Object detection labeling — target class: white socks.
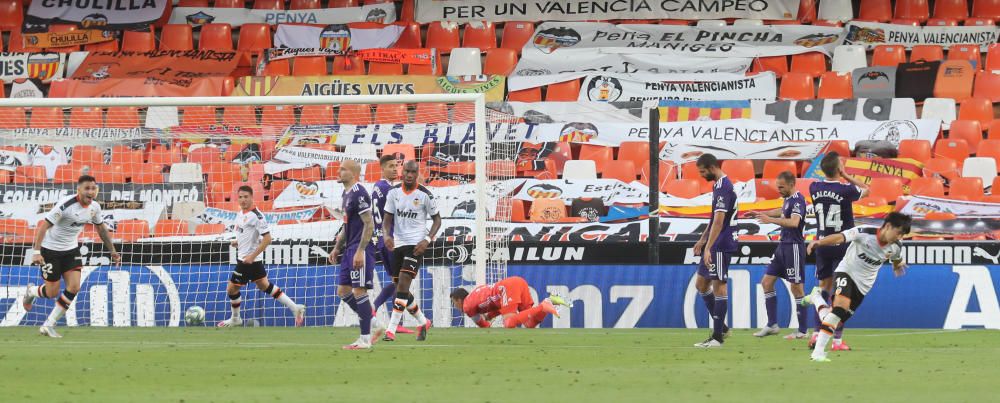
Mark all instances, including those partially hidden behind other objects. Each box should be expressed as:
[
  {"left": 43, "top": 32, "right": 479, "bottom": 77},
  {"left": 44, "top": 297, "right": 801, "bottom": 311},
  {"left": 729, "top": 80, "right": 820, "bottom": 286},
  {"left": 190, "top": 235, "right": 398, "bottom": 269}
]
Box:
[
  {"left": 275, "top": 293, "right": 297, "bottom": 311},
  {"left": 43, "top": 305, "right": 66, "bottom": 327}
]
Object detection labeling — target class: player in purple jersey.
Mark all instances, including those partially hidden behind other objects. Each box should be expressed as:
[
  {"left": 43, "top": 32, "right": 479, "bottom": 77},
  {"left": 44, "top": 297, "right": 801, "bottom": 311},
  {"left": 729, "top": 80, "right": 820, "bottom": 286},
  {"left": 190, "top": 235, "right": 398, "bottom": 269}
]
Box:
[
  {"left": 808, "top": 152, "right": 868, "bottom": 351},
  {"left": 328, "top": 160, "right": 378, "bottom": 350},
  {"left": 749, "top": 171, "right": 809, "bottom": 340},
  {"left": 693, "top": 154, "right": 738, "bottom": 348}
]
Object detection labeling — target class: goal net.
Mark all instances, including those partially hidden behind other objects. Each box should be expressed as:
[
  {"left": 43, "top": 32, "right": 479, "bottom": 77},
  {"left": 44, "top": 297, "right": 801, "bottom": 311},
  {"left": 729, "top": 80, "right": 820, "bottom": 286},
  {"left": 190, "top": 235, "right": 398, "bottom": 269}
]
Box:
[{"left": 0, "top": 94, "right": 516, "bottom": 329}]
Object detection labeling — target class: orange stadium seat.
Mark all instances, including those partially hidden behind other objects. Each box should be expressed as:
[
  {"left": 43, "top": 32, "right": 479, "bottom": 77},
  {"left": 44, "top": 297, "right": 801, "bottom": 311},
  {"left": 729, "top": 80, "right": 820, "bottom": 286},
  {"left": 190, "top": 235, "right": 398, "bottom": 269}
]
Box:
[
  {"left": 934, "top": 138, "right": 971, "bottom": 165},
  {"left": 664, "top": 179, "right": 702, "bottom": 198},
  {"left": 8, "top": 30, "right": 41, "bottom": 53},
  {"left": 147, "top": 147, "right": 182, "bottom": 171},
  {"left": 290, "top": 0, "right": 321, "bottom": 8},
  {"left": 869, "top": 177, "right": 906, "bottom": 200},
  {"left": 178, "top": 0, "right": 209, "bottom": 6},
  {"left": 507, "top": 88, "right": 542, "bottom": 102},
  {"left": 330, "top": 0, "right": 360, "bottom": 6},
  {"left": 253, "top": 0, "right": 283, "bottom": 9},
  {"left": 104, "top": 106, "right": 139, "bottom": 128},
  {"left": 374, "top": 103, "right": 409, "bottom": 124},
  {"left": 292, "top": 56, "right": 328, "bottom": 76},
  {"left": 238, "top": 23, "right": 272, "bottom": 53},
  {"left": 0, "top": 218, "right": 31, "bottom": 242},
  {"left": 121, "top": 28, "right": 155, "bottom": 52},
  {"left": 195, "top": 223, "right": 226, "bottom": 235},
  {"left": 263, "top": 58, "right": 290, "bottom": 76},
  {"left": 284, "top": 166, "right": 322, "bottom": 182},
  {"left": 988, "top": 121, "right": 1000, "bottom": 140},
  {"left": 72, "top": 145, "right": 105, "bottom": 166},
  {"left": 753, "top": 56, "right": 788, "bottom": 77},
  {"left": 973, "top": 0, "right": 1000, "bottom": 19},
  {"left": 722, "top": 159, "right": 755, "bottom": 182},
  {"left": 958, "top": 97, "right": 995, "bottom": 126},
  {"left": 790, "top": 52, "right": 827, "bottom": 76},
  {"left": 463, "top": 21, "right": 496, "bottom": 50},
  {"left": 214, "top": 0, "right": 243, "bottom": 7},
  {"left": 872, "top": 45, "right": 907, "bottom": 67},
  {"left": 618, "top": 142, "right": 650, "bottom": 170},
  {"left": 483, "top": 48, "right": 518, "bottom": 76},
  {"left": 935, "top": 0, "right": 970, "bottom": 19},
  {"left": 199, "top": 23, "right": 234, "bottom": 50},
  {"left": 368, "top": 61, "right": 403, "bottom": 75},
  {"left": 160, "top": 24, "right": 194, "bottom": 51},
  {"left": 763, "top": 160, "right": 797, "bottom": 179},
  {"left": 754, "top": 178, "right": 781, "bottom": 199},
  {"left": 261, "top": 105, "right": 295, "bottom": 127},
  {"left": 859, "top": 0, "right": 893, "bottom": 21},
  {"left": 84, "top": 39, "right": 118, "bottom": 52},
  {"left": 602, "top": 160, "right": 637, "bottom": 182},
  {"left": 111, "top": 146, "right": 144, "bottom": 167},
  {"left": 93, "top": 164, "right": 126, "bottom": 183},
  {"left": 407, "top": 59, "right": 443, "bottom": 75},
  {"left": 332, "top": 56, "right": 364, "bottom": 75},
  {"left": 949, "top": 44, "right": 983, "bottom": 68},
  {"left": 181, "top": 105, "right": 217, "bottom": 126},
  {"left": 300, "top": 104, "right": 335, "bottom": 125},
  {"left": 949, "top": 177, "right": 985, "bottom": 200},
  {"left": 29, "top": 107, "right": 64, "bottom": 128},
  {"left": 923, "top": 157, "right": 961, "bottom": 180},
  {"left": 529, "top": 198, "right": 570, "bottom": 223},
  {"left": 545, "top": 79, "right": 581, "bottom": 102},
  {"left": 817, "top": 71, "right": 853, "bottom": 99},
  {"left": 14, "top": 166, "right": 45, "bottom": 183},
  {"left": 0, "top": 107, "right": 25, "bottom": 128},
  {"left": 54, "top": 165, "right": 79, "bottom": 183},
  {"left": 154, "top": 219, "right": 189, "bottom": 237},
  {"left": 964, "top": 17, "right": 996, "bottom": 24},
  {"left": 927, "top": 17, "right": 960, "bottom": 25},
  {"left": 579, "top": 144, "right": 613, "bottom": 163},
  {"left": 899, "top": 139, "right": 933, "bottom": 160},
  {"left": 858, "top": 196, "right": 888, "bottom": 208},
  {"left": 973, "top": 71, "right": 1000, "bottom": 102},
  {"left": 896, "top": 0, "right": 931, "bottom": 21},
  {"left": 779, "top": 72, "right": 815, "bottom": 100},
  {"left": 911, "top": 45, "right": 945, "bottom": 62},
  {"left": 222, "top": 105, "right": 257, "bottom": 127},
  {"left": 382, "top": 144, "right": 416, "bottom": 162},
  {"left": 826, "top": 140, "right": 852, "bottom": 157},
  {"left": 977, "top": 139, "right": 1000, "bottom": 161},
  {"left": 393, "top": 22, "right": 422, "bottom": 49},
  {"left": 411, "top": 102, "right": 448, "bottom": 124},
  {"left": 949, "top": 120, "right": 984, "bottom": 150},
  {"left": 909, "top": 176, "right": 946, "bottom": 196},
  {"left": 0, "top": 0, "right": 23, "bottom": 31},
  {"left": 188, "top": 147, "right": 221, "bottom": 165},
  {"left": 501, "top": 22, "right": 535, "bottom": 53},
  {"left": 338, "top": 104, "right": 373, "bottom": 125},
  {"left": 426, "top": 21, "right": 460, "bottom": 54},
  {"left": 986, "top": 44, "right": 1000, "bottom": 71},
  {"left": 69, "top": 107, "right": 103, "bottom": 128}
]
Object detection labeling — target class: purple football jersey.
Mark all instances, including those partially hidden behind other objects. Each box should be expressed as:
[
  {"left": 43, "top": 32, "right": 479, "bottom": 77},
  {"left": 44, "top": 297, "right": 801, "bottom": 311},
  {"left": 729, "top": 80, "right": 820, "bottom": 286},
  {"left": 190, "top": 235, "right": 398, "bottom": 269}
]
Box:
[
  {"left": 708, "top": 176, "right": 739, "bottom": 253},
  {"left": 371, "top": 179, "right": 394, "bottom": 239},
  {"left": 342, "top": 183, "right": 373, "bottom": 249},
  {"left": 779, "top": 191, "right": 806, "bottom": 244},
  {"left": 809, "top": 180, "right": 862, "bottom": 237}
]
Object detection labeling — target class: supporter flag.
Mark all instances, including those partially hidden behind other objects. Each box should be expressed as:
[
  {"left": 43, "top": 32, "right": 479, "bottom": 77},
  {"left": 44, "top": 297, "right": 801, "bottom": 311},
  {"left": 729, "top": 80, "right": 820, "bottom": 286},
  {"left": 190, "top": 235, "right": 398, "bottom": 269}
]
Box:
[
  {"left": 657, "top": 100, "right": 751, "bottom": 122},
  {"left": 805, "top": 154, "right": 924, "bottom": 193},
  {"left": 238, "top": 76, "right": 279, "bottom": 97},
  {"left": 27, "top": 53, "right": 61, "bottom": 81}
]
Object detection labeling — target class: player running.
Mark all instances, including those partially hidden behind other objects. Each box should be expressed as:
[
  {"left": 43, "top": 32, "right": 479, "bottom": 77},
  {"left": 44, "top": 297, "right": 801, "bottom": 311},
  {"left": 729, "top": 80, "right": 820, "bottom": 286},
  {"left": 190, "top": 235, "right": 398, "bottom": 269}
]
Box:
[
  {"left": 749, "top": 171, "right": 809, "bottom": 340},
  {"left": 450, "top": 276, "right": 571, "bottom": 328},
  {"left": 808, "top": 152, "right": 869, "bottom": 351},
  {"left": 369, "top": 155, "right": 411, "bottom": 335},
  {"left": 692, "top": 154, "right": 738, "bottom": 348},
  {"left": 22, "top": 175, "right": 120, "bottom": 338},
  {"left": 218, "top": 186, "right": 305, "bottom": 328},
  {"left": 804, "top": 212, "right": 911, "bottom": 362},
  {"left": 379, "top": 160, "right": 441, "bottom": 342},
  {"left": 329, "top": 160, "right": 378, "bottom": 350}
]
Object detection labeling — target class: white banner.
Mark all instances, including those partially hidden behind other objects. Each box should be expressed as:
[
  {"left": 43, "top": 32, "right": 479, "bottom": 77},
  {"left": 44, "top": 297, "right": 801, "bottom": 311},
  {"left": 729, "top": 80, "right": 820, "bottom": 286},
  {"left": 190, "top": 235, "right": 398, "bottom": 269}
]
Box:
[
  {"left": 578, "top": 72, "right": 777, "bottom": 102},
  {"left": 524, "top": 22, "right": 843, "bottom": 58},
  {"left": 169, "top": 3, "right": 395, "bottom": 27},
  {"left": 900, "top": 196, "right": 1000, "bottom": 218},
  {"left": 844, "top": 21, "right": 1000, "bottom": 51},
  {"left": 751, "top": 98, "right": 917, "bottom": 123},
  {"left": 0, "top": 201, "right": 164, "bottom": 232},
  {"left": 273, "top": 24, "right": 404, "bottom": 51},
  {"left": 658, "top": 141, "right": 826, "bottom": 164},
  {"left": 509, "top": 49, "right": 751, "bottom": 91},
  {"left": 514, "top": 179, "right": 648, "bottom": 205},
  {"left": 273, "top": 180, "right": 342, "bottom": 209},
  {"left": 656, "top": 180, "right": 758, "bottom": 207},
  {"left": 0, "top": 149, "right": 28, "bottom": 172},
  {"left": 265, "top": 146, "right": 375, "bottom": 175},
  {"left": 26, "top": 0, "right": 166, "bottom": 29},
  {"left": 194, "top": 206, "right": 319, "bottom": 228},
  {"left": 0, "top": 53, "right": 66, "bottom": 83},
  {"left": 415, "top": 0, "right": 801, "bottom": 23},
  {"left": 496, "top": 101, "right": 646, "bottom": 123}
]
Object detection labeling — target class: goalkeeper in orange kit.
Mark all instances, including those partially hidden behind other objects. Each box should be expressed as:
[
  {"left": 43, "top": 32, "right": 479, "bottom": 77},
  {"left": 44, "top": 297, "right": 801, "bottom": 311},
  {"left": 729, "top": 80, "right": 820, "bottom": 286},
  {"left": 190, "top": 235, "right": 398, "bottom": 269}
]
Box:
[{"left": 449, "top": 276, "right": 570, "bottom": 328}]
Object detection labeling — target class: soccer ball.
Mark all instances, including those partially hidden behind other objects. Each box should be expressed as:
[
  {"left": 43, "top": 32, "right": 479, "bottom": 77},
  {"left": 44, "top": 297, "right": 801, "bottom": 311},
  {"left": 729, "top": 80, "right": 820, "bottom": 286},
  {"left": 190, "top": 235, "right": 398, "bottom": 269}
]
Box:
[{"left": 185, "top": 306, "right": 206, "bottom": 326}]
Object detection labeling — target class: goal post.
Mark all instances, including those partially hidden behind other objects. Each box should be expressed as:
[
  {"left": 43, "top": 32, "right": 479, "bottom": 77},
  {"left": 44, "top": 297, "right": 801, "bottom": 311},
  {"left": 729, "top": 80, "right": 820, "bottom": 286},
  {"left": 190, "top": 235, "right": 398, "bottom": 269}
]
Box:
[{"left": 0, "top": 94, "right": 514, "bottom": 328}]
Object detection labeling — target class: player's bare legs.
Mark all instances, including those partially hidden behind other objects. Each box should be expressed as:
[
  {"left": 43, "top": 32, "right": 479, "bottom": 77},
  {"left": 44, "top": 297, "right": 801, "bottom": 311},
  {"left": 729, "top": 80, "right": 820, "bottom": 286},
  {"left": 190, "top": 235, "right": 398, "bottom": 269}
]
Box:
[
  {"left": 810, "top": 278, "right": 847, "bottom": 349},
  {"left": 219, "top": 282, "right": 245, "bottom": 327},
  {"left": 386, "top": 271, "right": 430, "bottom": 341},
  {"left": 23, "top": 279, "right": 61, "bottom": 312},
  {"left": 37, "top": 270, "right": 81, "bottom": 338},
  {"left": 808, "top": 292, "right": 853, "bottom": 362},
  {"left": 254, "top": 277, "right": 304, "bottom": 327}
]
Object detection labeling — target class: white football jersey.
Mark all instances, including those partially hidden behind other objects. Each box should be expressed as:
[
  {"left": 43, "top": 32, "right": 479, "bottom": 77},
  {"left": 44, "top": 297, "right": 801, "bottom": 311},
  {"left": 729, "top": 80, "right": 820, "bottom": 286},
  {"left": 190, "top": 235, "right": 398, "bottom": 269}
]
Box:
[
  {"left": 42, "top": 195, "right": 103, "bottom": 251},
  {"left": 835, "top": 226, "right": 903, "bottom": 295},
  {"left": 384, "top": 184, "right": 439, "bottom": 247},
  {"left": 235, "top": 208, "right": 270, "bottom": 262}
]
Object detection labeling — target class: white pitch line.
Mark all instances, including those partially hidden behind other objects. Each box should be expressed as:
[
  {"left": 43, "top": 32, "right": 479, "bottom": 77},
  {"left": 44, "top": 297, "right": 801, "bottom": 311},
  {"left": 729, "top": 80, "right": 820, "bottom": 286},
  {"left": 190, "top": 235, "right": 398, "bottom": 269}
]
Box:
[
  {"left": 0, "top": 339, "right": 697, "bottom": 350},
  {"left": 855, "top": 329, "right": 970, "bottom": 337}
]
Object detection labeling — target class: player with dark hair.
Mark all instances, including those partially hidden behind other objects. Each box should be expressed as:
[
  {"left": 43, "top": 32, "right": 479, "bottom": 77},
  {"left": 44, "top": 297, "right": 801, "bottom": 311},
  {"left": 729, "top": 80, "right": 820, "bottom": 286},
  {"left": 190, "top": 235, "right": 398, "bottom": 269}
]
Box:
[
  {"left": 23, "top": 175, "right": 120, "bottom": 338},
  {"left": 807, "top": 152, "right": 869, "bottom": 351},
  {"left": 369, "top": 154, "right": 413, "bottom": 334},
  {"left": 380, "top": 160, "right": 441, "bottom": 342},
  {"left": 218, "top": 185, "right": 305, "bottom": 328},
  {"left": 692, "top": 154, "right": 737, "bottom": 348},
  {"left": 804, "top": 212, "right": 911, "bottom": 362},
  {"left": 450, "top": 277, "right": 570, "bottom": 328},
  {"left": 329, "top": 160, "right": 378, "bottom": 350},
  {"left": 749, "top": 171, "right": 809, "bottom": 339}
]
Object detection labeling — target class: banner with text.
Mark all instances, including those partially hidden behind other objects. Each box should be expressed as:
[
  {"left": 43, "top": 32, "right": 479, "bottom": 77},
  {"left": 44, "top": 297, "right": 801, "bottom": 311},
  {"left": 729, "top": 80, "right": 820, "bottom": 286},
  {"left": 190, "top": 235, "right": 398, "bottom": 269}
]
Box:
[
  {"left": 844, "top": 21, "right": 1000, "bottom": 50},
  {"left": 805, "top": 156, "right": 924, "bottom": 193},
  {"left": 265, "top": 146, "right": 376, "bottom": 175},
  {"left": 513, "top": 179, "right": 647, "bottom": 206},
  {"left": 71, "top": 51, "right": 239, "bottom": 81},
  {"left": 169, "top": 3, "right": 395, "bottom": 27},
  {"left": 25, "top": 0, "right": 167, "bottom": 30},
  {"left": 659, "top": 140, "right": 826, "bottom": 164},
  {"left": 23, "top": 29, "right": 115, "bottom": 48},
  {"left": 194, "top": 207, "right": 319, "bottom": 229},
  {"left": 899, "top": 196, "right": 1000, "bottom": 218},
  {"left": 54, "top": 76, "right": 229, "bottom": 98},
  {"left": 578, "top": 72, "right": 777, "bottom": 102},
  {"left": 416, "top": 0, "right": 801, "bottom": 23},
  {"left": 0, "top": 53, "right": 66, "bottom": 82},
  {"left": 751, "top": 98, "right": 918, "bottom": 123},
  {"left": 273, "top": 24, "right": 404, "bottom": 51},
  {"left": 231, "top": 75, "right": 506, "bottom": 102}
]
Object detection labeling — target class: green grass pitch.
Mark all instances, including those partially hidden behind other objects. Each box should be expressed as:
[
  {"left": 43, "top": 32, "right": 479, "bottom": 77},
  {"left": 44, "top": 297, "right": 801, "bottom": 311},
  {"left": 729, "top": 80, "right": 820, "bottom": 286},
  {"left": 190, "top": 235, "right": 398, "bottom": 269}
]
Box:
[{"left": 1, "top": 327, "right": 995, "bottom": 402}]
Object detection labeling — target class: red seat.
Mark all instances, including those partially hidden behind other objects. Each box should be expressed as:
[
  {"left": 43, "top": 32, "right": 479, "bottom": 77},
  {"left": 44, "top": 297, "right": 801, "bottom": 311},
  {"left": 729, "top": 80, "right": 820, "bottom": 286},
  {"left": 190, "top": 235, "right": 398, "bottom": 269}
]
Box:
[
  {"left": 115, "top": 220, "right": 150, "bottom": 242},
  {"left": 872, "top": 45, "right": 907, "bottom": 67},
  {"left": 392, "top": 22, "right": 422, "bottom": 48},
  {"left": 722, "top": 159, "right": 755, "bottom": 182},
  {"left": 964, "top": 17, "right": 996, "bottom": 24},
  {"left": 790, "top": 52, "right": 827, "bottom": 76},
  {"left": 263, "top": 58, "right": 290, "bottom": 76},
  {"left": 900, "top": 139, "right": 933, "bottom": 160},
  {"left": 973, "top": 71, "right": 1000, "bottom": 102},
  {"left": 338, "top": 104, "right": 373, "bottom": 125},
  {"left": 214, "top": 0, "right": 243, "bottom": 7},
  {"left": 911, "top": 45, "right": 945, "bottom": 62},
  {"left": 924, "top": 157, "right": 961, "bottom": 180},
  {"left": 289, "top": 0, "right": 321, "bottom": 8},
  {"left": 507, "top": 88, "right": 542, "bottom": 102},
  {"left": 426, "top": 22, "right": 460, "bottom": 54},
  {"left": 93, "top": 164, "right": 126, "bottom": 183},
  {"left": 826, "top": 140, "right": 852, "bottom": 157},
  {"left": 188, "top": 147, "right": 222, "bottom": 164},
  {"left": 949, "top": 120, "right": 984, "bottom": 150},
  {"left": 121, "top": 28, "right": 156, "bottom": 52},
  {"left": 949, "top": 177, "right": 985, "bottom": 199},
  {"left": 973, "top": 0, "right": 1000, "bottom": 19},
  {"left": 69, "top": 107, "right": 103, "bottom": 128},
  {"left": 977, "top": 139, "right": 1000, "bottom": 161},
  {"left": 253, "top": 0, "right": 283, "bottom": 9},
  {"left": 0, "top": 107, "right": 24, "bottom": 128},
  {"left": 752, "top": 56, "right": 788, "bottom": 77},
  {"left": 602, "top": 160, "right": 637, "bottom": 182},
  {"left": 332, "top": 56, "right": 364, "bottom": 75},
  {"left": 0, "top": 0, "right": 23, "bottom": 31},
  {"left": 483, "top": 48, "right": 518, "bottom": 76},
  {"left": 368, "top": 61, "right": 403, "bottom": 75},
  {"left": 987, "top": 43, "right": 1000, "bottom": 71},
  {"left": 578, "top": 144, "right": 614, "bottom": 163},
  {"left": 895, "top": 0, "right": 930, "bottom": 22},
  {"left": 300, "top": 105, "right": 335, "bottom": 125},
  {"left": 154, "top": 219, "right": 189, "bottom": 237},
  {"left": 958, "top": 97, "right": 995, "bottom": 126},
  {"left": 462, "top": 21, "right": 496, "bottom": 50},
  {"left": 949, "top": 44, "right": 983, "bottom": 68},
  {"left": 0, "top": 218, "right": 32, "bottom": 242},
  {"left": 755, "top": 178, "right": 781, "bottom": 199},
  {"left": 413, "top": 103, "right": 448, "bottom": 123},
  {"left": 148, "top": 146, "right": 182, "bottom": 170},
  {"left": 934, "top": 0, "right": 969, "bottom": 20},
  {"left": 178, "top": 0, "right": 209, "bottom": 5},
  {"left": 15, "top": 166, "right": 47, "bottom": 183},
  {"left": 382, "top": 144, "right": 416, "bottom": 162},
  {"left": 199, "top": 23, "right": 234, "bottom": 51},
  {"left": 160, "top": 24, "right": 194, "bottom": 51},
  {"left": 501, "top": 21, "right": 535, "bottom": 52},
  {"left": 869, "top": 177, "right": 905, "bottom": 201},
  {"left": 817, "top": 71, "right": 853, "bottom": 99},
  {"left": 927, "top": 17, "right": 960, "bottom": 25},
  {"left": 779, "top": 72, "right": 815, "bottom": 100},
  {"left": 284, "top": 166, "right": 322, "bottom": 182},
  {"left": 237, "top": 23, "right": 271, "bottom": 53},
  {"left": 545, "top": 79, "right": 581, "bottom": 102},
  {"left": 618, "top": 142, "right": 650, "bottom": 170},
  {"left": 859, "top": 0, "right": 893, "bottom": 21},
  {"left": 293, "top": 56, "right": 328, "bottom": 76},
  {"left": 664, "top": 179, "right": 702, "bottom": 198},
  {"left": 374, "top": 103, "right": 409, "bottom": 124},
  {"left": 934, "top": 138, "right": 972, "bottom": 164},
  {"left": 262, "top": 105, "right": 295, "bottom": 127},
  {"left": 73, "top": 145, "right": 105, "bottom": 166},
  {"left": 222, "top": 105, "right": 257, "bottom": 127},
  {"left": 909, "top": 176, "right": 946, "bottom": 196},
  {"left": 330, "top": 0, "right": 360, "bottom": 6},
  {"left": 111, "top": 146, "right": 144, "bottom": 166},
  {"left": 84, "top": 39, "right": 119, "bottom": 52},
  {"left": 763, "top": 160, "right": 798, "bottom": 179},
  {"left": 180, "top": 106, "right": 217, "bottom": 126},
  {"left": 29, "top": 107, "right": 64, "bottom": 128}
]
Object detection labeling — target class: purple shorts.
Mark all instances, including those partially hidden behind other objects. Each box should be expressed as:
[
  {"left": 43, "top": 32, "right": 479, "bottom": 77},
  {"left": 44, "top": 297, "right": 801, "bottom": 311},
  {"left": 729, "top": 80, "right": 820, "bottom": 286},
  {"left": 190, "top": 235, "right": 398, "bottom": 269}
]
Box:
[
  {"left": 338, "top": 246, "right": 375, "bottom": 289},
  {"left": 697, "top": 250, "right": 732, "bottom": 282},
  {"left": 815, "top": 243, "right": 848, "bottom": 281},
  {"left": 765, "top": 242, "right": 806, "bottom": 284}
]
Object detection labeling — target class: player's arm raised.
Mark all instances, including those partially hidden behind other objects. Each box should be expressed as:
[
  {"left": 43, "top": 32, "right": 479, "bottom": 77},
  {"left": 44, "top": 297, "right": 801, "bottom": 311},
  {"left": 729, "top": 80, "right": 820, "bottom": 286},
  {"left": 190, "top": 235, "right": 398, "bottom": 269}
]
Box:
[
  {"left": 95, "top": 223, "right": 121, "bottom": 264},
  {"left": 839, "top": 164, "right": 870, "bottom": 198},
  {"left": 354, "top": 210, "right": 374, "bottom": 269}
]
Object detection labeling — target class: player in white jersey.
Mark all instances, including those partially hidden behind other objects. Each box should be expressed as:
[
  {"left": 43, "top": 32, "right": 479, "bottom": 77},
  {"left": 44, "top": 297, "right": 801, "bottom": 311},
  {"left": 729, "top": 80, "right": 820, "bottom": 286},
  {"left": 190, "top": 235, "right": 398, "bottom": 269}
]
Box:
[
  {"left": 22, "top": 175, "right": 120, "bottom": 338},
  {"left": 379, "top": 160, "right": 442, "bottom": 342},
  {"left": 218, "top": 186, "right": 305, "bottom": 328},
  {"left": 803, "top": 212, "right": 911, "bottom": 362}
]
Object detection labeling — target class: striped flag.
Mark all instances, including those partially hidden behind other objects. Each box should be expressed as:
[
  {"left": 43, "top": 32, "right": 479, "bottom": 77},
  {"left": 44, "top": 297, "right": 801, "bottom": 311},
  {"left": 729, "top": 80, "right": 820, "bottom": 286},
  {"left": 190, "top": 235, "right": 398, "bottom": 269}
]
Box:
[{"left": 657, "top": 100, "right": 751, "bottom": 122}]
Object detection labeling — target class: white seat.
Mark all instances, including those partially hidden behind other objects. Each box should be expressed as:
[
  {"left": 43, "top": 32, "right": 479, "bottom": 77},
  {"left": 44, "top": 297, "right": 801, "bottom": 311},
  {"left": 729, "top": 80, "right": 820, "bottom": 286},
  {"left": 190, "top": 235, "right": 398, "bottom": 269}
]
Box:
[
  {"left": 962, "top": 157, "right": 998, "bottom": 187},
  {"left": 446, "top": 47, "right": 482, "bottom": 76},
  {"left": 696, "top": 20, "right": 726, "bottom": 27},
  {"left": 562, "top": 160, "right": 596, "bottom": 180},
  {"left": 922, "top": 98, "right": 958, "bottom": 130},
  {"left": 818, "top": 0, "right": 853, "bottom": 21},
  {"left": 344, "top": 144, "right": 378, "bottom": 160},
  {"left": 168, "top": 162, "right": 203, "bottom": 183},
  {"left": 832, "top": 45, "right": 867, "bottom": 73},
  {"left": 733, "top": 19, "right": 763, "bottom": 26}
]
